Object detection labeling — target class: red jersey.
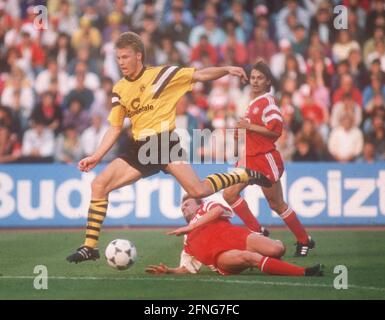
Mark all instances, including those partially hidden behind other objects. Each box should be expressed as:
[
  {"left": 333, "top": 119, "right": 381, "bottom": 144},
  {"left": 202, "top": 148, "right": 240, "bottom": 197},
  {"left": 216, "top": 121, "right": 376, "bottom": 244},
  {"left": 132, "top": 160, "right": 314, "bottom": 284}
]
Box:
[
  {"left": 182, "top": 201, "right": 250, "bottom": 274},
  {"left": 244, "top": 92, "right": 283, "bottom": 155}
]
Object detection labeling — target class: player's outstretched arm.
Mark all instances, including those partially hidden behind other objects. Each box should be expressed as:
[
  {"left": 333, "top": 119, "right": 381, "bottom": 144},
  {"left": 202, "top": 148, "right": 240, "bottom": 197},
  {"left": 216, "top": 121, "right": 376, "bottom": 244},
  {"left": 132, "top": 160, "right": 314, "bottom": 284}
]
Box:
[
  {"left": 78, "top": 125, "right": 122, "bottom": 172},
  {"left": 192, "top": 66, "right": 248, "bottom": 83},
  {"left": 167, "top": 206, "right": 224, "bottom": 236},
  {"left": 145, "top": 263, "right": 191, "bottom": 275}
]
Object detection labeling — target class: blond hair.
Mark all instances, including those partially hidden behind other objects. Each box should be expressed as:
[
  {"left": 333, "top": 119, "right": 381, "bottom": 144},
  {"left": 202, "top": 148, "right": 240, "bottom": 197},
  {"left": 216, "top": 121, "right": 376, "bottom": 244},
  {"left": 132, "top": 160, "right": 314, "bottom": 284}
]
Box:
[{"left": 115, "top": 32, "right": 146, "bottom": 63}]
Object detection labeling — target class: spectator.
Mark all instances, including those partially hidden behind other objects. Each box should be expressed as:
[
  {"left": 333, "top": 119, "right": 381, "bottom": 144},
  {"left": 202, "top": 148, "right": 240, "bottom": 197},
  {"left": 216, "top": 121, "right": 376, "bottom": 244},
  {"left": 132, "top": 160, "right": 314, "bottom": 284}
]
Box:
[
  {"left": 40, "top": 15, "right": 60, "bottom": 51},
  {"left": 363, "top": 94, "right": 385, "bottom": 129},
  {"left": 80, "top": 114, "right": 117, "bottom": 162},
  {"left": 56, "top": 0, "right": 78, "bottom": 36},
  {"left": 362, "top": 74, "right": 385, "bottom": 107},
  {"left": 222, "top": 17, "right": 246, "bottom": 44},
  {"left": 220, "top": 34, "right": 247, "bottom": 66},
  {"left": 348, "top": 48, "right": 367, "bottom": 90},
  {"left": 291, "top": 24, "right": 308, "bottom": 57},
  {"left": 163, "top": 6, "right": 192, "bottom": 45},
  {"left": 90, "top": 77, "right": 114, "bottom": 122},
  {"left": 0, "top": 105, "right": 21, "bottom": 163},
  {"left": 190, "top": 35, "right": 218, "bottom": 66},
  {"left": 48, "top": 32, "right": 75, "bottom": 72},
  {"left": 132, "top": 0, "right": 164, "bottom": 30},
  {"left": 356, "top": 138, "right": 379, "bottom": 163},
  {"left": 365, "top": 0, "right": 385, "bottom": 38},
  {"left": 189, "top": 16, "right": 226, "bottom": 48},
  {"left": 367, "top": 58, "right": 385, "bottom": 85},
  {"left": 247, "top": 24, "right": 277, "bottom": 66},
  {"left": 276, "top": 0, "right": 311, "bottom": 41},
  {"left": 163, "top": 0, "right": 195, "bottom": 28},
  {"left": 67, "top": 46, "right": 99, "bottom": 76},
  {"left": 223, "top": 0, "right": 253, "bottom": 40},
  {"left": 155, "top": 35, "right": 185, "bottom": 66},
  {"left": 62, "top": 98, "right": 90, "bottom": 134},
  {"left": 366, "top": 39, "right": 385, "bottom": 72},
  {"left": 309, "top": 2, "right": 335, "bottom": 45},
  {"left": 298, "top": 83, "right": 329, "bottom": 140},
  {"left": 55, "top": 125, "right": 83, "bottom": 163},
  {"left": 71, "top": 16, "right": 102, "bottom": 51},
  {"left": 331, "top": 30, "right": 360, "bottom": 63},
  {"left": 295, "top": 119, "right": 326, "bottom": 160},
  {"left": 282, "top": 53, "right": 306, "bottom": 87},
  {"left": 306, "top": 43, "right": 334, "bottom": 88},
  {"left": 332, "top": 73, "right": 363, "bottom": 107},
  {"left": 1, "top": 67, "right": 34, "bottom": 130},
  {"left": 277, "top": 12, "right": 300, "bottom": 43},
  {"left": 101, "top": 29, "right": 121, "bottom": 83},
  {"left": 4, "top": 17, "right": 24, "bottom": 48},
  {"left": 270, "top": 38, "right": 306, "bottom": 81},
  {"left": 330, "top": 93, "right": 362, "bottom": 129},
  {"left": 61, "top": 71, "right": 94, "bottom": 111},
  {"left": 34, "top": 58, "right": 70, "bottom": 97},
  {"left": 292, "top": 137, "right": 319, "bottom": 161},
  {"left": 346, "top": 0, "right": 367, "bottom": 31},
  {"left": 328, "top": 112, "right": 364, "bottom": 162},
  {"left": 276, "top": 126, "right": 295, "bottom": 161},
  {"left": 366, "top": 113, "right": 385, "bottom": 159},
  {"left": 16, "top": 30, "right": 45, "bottom": 74},
  {"left": 363, "top": 26, "right": 385, "bottom": 64},
  {"left": 31, "top": 92, "right": 63, "bottom": 135},
  {"left": 20, "top": 120, "right": 55, "bottom": 163},
  {"left": 102, "top": 11, "right": 129, "bottom": 43},
  {"left": 280, "top": 92, "right": 302, "bottom": 134}
]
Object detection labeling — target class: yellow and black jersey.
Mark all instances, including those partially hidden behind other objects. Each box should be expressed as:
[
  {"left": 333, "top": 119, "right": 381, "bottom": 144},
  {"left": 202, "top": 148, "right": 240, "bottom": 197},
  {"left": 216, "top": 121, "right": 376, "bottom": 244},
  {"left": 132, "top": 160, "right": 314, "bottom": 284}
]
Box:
[{"left": 108, "top": 65, "right": 195, "bottom": 140}]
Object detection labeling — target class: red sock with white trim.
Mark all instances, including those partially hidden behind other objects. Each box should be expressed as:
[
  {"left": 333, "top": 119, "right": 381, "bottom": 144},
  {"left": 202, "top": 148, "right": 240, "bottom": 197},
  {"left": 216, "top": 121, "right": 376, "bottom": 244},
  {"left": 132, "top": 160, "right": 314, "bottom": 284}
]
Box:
[
  {"left": 230, "top": 196, "right": 262, "bottom": 232},
  {"left": 258, "top": 256, "right": 305, "bottom": 276},
  {"left": 280, "top": 207, "right": 309, "bottom": 244}
]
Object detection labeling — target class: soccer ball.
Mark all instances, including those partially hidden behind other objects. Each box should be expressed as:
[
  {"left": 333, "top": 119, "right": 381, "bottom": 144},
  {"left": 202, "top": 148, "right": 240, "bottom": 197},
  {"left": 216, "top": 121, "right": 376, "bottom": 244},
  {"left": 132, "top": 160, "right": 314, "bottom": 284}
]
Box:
[{"left": 105, "top": 239, "right": 137, "bottom": 270}]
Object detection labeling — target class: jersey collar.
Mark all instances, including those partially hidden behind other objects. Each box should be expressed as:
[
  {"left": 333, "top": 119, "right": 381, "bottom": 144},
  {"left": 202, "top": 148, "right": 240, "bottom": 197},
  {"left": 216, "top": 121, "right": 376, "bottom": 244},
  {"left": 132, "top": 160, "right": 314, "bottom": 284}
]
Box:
[
  {"left": 125, "top": 66, "right": 146, "bottom": 82},
  {"left": 249, "top": 92, "right": 270, "bottom": 106}
]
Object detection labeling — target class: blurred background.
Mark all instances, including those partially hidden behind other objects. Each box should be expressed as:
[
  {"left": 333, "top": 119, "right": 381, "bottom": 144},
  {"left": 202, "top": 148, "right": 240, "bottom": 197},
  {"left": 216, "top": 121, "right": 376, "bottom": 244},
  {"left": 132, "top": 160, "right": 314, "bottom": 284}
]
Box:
[
  {"left": 0, "top": 0, "right": 384, "bottom": 164},
  {"left": 0, "top": 0, "right": 384, "bottom": 227}
]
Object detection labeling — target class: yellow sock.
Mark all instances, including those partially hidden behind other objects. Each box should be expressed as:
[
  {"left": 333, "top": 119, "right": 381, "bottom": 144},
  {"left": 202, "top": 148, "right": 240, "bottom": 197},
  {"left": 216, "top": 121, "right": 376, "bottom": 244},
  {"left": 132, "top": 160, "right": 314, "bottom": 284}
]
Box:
[
  {"left": 205, "top": 169, "right": 248, "bottom": 193},
  {"left": 84, "top": 199, "right": 108, "bottom": 248}
]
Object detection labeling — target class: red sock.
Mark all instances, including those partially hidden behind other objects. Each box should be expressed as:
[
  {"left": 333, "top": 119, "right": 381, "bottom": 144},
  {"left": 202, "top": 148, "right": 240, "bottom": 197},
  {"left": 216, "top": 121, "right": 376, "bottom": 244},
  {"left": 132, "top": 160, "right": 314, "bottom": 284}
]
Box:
[
  {"left": 258, "top": 256, "right": 305, "bottom": 276},
  {"left": 231, "top": 196, "right": 261, "bottom": 232},
  {"left": 280, "top": 207, "right": 309, "bottom": 244}
]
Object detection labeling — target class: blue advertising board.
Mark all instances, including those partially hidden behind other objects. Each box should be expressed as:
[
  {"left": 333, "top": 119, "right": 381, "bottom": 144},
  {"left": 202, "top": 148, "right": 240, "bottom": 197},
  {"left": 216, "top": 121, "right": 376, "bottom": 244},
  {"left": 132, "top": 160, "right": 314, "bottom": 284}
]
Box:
[{"left": 0, "top": 163, "right": 384, "bottom": 227}]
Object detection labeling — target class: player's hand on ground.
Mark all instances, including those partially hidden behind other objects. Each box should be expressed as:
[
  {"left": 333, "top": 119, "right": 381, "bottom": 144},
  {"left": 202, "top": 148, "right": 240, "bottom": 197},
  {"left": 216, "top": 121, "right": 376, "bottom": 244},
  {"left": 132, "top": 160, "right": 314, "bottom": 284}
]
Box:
[
  {"left": 78, "top": 156, "right": 99, "bottom": 172},
  {"left": 167, "top": 225, "right": 192, "bottom": 236},
  {"left": 236, "top": 117, "right": 251, "bottom": 130},
  {"left": 227, "top": 66, "right": 248, "bottom": 84},
  {"left": 145, "top": 263, "right": 169, "bottom": 274}
]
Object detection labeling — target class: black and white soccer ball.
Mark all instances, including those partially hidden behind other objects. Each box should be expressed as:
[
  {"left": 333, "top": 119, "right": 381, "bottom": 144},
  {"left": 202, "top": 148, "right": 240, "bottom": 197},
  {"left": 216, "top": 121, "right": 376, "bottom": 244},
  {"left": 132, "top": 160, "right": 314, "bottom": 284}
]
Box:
[{"left": 105, "top": 239, "right": 137, "bottom": 270}]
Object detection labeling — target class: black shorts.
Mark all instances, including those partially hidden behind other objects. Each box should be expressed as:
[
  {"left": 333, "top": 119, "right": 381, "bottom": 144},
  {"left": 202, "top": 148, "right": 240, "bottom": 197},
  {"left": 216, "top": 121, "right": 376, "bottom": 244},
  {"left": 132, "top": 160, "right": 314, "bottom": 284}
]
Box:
[{"left": 119, "top": 130, "right": 188, "bottom": 178}]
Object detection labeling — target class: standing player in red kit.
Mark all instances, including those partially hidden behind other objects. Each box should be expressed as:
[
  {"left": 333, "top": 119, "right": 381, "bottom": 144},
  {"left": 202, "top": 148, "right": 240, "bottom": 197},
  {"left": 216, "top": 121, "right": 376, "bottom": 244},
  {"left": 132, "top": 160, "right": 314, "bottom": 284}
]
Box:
[
  {"left": 146, "top": 196, "right": 323, "bottom": 276},
  {"left": 222, "top": 62, "right": 315, "bottom": 257}
]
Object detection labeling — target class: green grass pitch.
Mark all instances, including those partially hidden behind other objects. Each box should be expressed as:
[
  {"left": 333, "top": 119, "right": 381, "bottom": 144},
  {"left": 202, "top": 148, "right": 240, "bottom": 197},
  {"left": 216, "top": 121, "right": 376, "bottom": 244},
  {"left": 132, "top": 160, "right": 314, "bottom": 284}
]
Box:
[{"left": 0, "top": 228, "right": 384, "bottom": 300}]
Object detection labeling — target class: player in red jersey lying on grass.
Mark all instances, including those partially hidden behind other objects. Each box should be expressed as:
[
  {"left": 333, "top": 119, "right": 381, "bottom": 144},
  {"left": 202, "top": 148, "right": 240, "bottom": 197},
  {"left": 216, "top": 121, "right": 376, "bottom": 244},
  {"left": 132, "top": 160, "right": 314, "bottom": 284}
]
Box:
[{"left": 145, "top": 195, "right": 323, "bottom": 276}]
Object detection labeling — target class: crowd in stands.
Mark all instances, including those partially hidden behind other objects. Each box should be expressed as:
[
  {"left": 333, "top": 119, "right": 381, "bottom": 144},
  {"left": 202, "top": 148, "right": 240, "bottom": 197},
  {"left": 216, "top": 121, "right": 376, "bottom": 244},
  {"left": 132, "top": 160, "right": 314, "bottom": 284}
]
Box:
[{"left": 0, "top": 0, "right": 384, "bottom": 164}]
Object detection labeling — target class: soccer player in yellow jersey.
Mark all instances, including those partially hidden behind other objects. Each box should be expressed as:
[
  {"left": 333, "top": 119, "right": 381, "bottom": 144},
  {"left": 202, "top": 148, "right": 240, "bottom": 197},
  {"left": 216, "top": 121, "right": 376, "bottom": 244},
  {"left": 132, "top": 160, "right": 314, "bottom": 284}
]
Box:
[{"left": 67, "top": 32, "right": 271, "bottom": 263}]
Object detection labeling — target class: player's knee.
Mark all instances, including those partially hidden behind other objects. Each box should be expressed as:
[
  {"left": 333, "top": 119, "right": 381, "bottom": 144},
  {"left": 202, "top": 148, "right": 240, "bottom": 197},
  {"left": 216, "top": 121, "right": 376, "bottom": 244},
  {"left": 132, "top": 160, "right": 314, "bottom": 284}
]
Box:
[
  {"left": 268, "top": 201, "right": 286, "bottom": 214},
  {"left": 240, "top": 252, "right": 258, "bottom": 267},
  {"left": 187, "top": 186, "right": 207, "bottom": 199},
  {"left": 222, "top": 189, "right": 238, "bottom": 205},
  {"left": 91, "top": 176, "right": 108, "bottom": 195},
  {"left": 273, "top": 240, "right": 286, "bottom": 258}
]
